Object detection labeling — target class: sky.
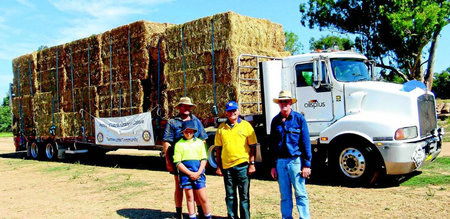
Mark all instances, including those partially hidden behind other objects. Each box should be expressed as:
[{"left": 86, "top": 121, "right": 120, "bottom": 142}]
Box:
[{"left": 0, "top": 0, "right": 449, "bottom": 102}]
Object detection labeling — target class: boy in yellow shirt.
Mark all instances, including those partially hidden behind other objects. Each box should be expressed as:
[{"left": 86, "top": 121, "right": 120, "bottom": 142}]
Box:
[{"left": 173, "top": 120, "right": 211, "bottom": 219}]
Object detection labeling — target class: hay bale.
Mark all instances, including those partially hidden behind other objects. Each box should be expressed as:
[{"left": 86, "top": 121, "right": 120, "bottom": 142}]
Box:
[
  {"left": 97, "top": 80, "right": 144, "bottom": 116},
  {"left": 33, "top": 92, "right": 64, "bottom": 137},
  {"left": 11, "top": 95, "right": 34, "bottom": 136},
  {"left": 36, "top": 45, "right": 67, "bottom": 94},
  {"left": 98, "top": 107, "right": 142, "bottom": 118},
  {"left": 59, "top": 112, "right": 83, "bottom": 137},
  {"left": 161, "top": 11, "right": 288, "bottom": 119},
  {"left": 100, "top": 21, "right": 170, "bottom": 84},
  {"left": 12, "top": 53, "right": 38, "bottom": 97},
  {"left": 64, "top": 35, "right": 102, "bottom": 89}
]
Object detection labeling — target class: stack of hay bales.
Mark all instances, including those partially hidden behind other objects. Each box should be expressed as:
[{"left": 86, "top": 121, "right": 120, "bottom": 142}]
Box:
[
  {"left": 162, "top": 11, "right": 288, "bottom": 118},
  {"left": 11, "top": 53, "right": 37, "bottom": 136},
  {"left": 98, "top": 21, "right": 171, "bottom": 118},
  {"left": 11, "top": 11, "right": 287, "bottom": 139}
]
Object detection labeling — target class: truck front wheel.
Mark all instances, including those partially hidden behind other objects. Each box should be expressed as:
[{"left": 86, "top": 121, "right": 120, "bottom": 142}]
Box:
[{"left": 332, "top": 143, "right": 379, "bottom": 186}]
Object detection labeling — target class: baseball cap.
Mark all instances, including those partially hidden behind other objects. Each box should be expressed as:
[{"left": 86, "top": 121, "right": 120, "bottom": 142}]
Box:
[{"left": 225, "top": 101, "right": 238, "bottom": 111}]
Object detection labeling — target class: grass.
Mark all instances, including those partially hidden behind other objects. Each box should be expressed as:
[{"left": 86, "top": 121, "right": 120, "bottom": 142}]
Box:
[
  {"left": 436, "top": 98, "right": 450, "bottom": 104},
  {"left": 0, "top": 132, "right": 13, "bottom": 137},
  {"left": 401, "top": 157, "right": 450, "bottom": 187}
]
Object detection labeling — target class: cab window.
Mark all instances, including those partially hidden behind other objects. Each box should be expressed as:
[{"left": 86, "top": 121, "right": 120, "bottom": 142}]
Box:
[{"left": 295, "top": 62, "right": 327, "bottom": 87}]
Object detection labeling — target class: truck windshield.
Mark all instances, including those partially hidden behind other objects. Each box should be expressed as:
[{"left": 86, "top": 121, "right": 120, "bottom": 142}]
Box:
[{"left": 331, "top": 58, "right": 371, "bottom": 82}]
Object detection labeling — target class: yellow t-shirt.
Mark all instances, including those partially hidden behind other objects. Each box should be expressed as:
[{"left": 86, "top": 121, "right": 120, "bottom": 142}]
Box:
[{"left": 214, "top": 119, "right": 258, "bottom": 169}]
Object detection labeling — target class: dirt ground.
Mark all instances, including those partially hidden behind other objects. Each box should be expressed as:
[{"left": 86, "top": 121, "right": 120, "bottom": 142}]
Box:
[{"left": 0, "top": 137, "right": 448, "bottom": 218}]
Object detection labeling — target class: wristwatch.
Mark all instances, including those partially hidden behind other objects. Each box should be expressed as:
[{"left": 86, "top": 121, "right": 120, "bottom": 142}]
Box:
[{"left": 250, "top": 161, "right": 255, "bottom": 165}]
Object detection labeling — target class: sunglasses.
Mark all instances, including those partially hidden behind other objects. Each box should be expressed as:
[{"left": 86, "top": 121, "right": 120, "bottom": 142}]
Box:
[{"left": 278, "top": 100, "right": 292, "bottom": 104}]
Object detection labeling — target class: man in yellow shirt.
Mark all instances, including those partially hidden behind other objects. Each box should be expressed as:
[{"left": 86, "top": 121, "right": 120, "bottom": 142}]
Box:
[{"left": 215, "top": 101, "right": 258, "bottom": 219}]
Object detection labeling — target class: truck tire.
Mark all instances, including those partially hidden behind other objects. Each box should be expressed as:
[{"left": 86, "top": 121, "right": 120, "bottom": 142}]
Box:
[
  {"left": 332, "top": 143, "right": 379, "bottom": 186},
  {"left": 207, "top": 145, "right": 218, "bottom": 169},
  {"left": 29, "top": 142, "right": 41, "bottom": 160},
  {"left": 26, "top": 141, "right": 32, "bottom": 158},
  {"left": 45, "top": 142, "right": 58, "bottom": 160}
]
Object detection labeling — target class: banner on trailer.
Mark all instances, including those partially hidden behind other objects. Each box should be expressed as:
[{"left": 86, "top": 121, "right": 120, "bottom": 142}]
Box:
[{"left": 95, "top": 112, "right": 155, "bottom": 146}]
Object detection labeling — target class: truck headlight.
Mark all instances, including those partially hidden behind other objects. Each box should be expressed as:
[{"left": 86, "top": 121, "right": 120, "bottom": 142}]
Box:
[{"left": 395, "top": 126, "right": 418, "bottom": 140}]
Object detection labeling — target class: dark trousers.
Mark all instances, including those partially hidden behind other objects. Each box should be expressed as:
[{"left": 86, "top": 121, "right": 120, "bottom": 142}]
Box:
[{"left": 222, "top": 163, "right": 250, "bottom": 219}]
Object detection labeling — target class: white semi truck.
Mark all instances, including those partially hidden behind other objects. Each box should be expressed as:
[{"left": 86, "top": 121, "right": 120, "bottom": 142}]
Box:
[{"left": 216, "top": 50, "right": 443, "bottom": 185}]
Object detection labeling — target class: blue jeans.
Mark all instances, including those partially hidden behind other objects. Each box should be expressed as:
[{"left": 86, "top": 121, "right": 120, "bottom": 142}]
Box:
[
  {"left": 222, "top": 162, "right": 250, "bottom": 219},
  {"left": 276, "top": 157, "right": 310, "bottom": 219}
]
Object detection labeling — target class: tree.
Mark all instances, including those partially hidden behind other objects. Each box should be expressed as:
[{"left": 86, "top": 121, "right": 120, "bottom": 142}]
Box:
[
  {"left": 432, "top": 67, "right": 450, "bottom": 99},
  {"left": 0, "top": 96, "right": 12, "bottom": 132},
  {"left": 284, "top": 31, "right": 303, "bottom": 55},
  {"left": 300, "top": 0, "right": 450, "bottom": 89},
  {"left": 309, "top": 35, "right": 354, "bottom": 51}
]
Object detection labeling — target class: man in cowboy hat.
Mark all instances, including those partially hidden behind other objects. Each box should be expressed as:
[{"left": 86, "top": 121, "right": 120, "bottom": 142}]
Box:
[
  {"left": 269, "top": 90, "right": 312, "bottom": 219},
  {"left": 215, "top": 100, "right": 258, "bottom": 219},
  {"left": 163, "top": 96, "right": 208, "bottom": 219}
]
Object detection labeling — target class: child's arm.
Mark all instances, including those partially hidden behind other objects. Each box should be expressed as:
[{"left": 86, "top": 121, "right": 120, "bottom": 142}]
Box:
[
  {"left": 191, "top": 160, "right": 207, "bottom": 180},
  {"left": 176, "top": 162, "right": 195, "bottom": 178}
]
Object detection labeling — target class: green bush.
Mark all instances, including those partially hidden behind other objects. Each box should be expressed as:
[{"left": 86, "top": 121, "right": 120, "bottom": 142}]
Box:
[{"left": 0, "top": 96, "right": 12, "bottom": 132}]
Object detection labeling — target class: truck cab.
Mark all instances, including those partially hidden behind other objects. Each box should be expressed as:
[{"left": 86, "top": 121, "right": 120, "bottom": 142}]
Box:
[{"left": 261, "top": 50, "right": 443, "bottom": 184}]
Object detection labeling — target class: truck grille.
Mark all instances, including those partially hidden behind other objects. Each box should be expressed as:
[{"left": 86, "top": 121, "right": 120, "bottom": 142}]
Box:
[{"left": 417, "top": 94, "right": 437, "bottom": 137}]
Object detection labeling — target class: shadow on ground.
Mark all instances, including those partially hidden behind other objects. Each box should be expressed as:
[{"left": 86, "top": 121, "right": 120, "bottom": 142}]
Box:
[
  {"left": 116, "top": 208, "right": 226, "bottom": 219},
  {"left": 0, "top": 151, "right": 422, "bottom": 188}
]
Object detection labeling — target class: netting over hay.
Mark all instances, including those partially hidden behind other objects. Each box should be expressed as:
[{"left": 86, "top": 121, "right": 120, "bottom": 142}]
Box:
[{"left": 11, "top": 11, "right": 287, "bottom": 138}]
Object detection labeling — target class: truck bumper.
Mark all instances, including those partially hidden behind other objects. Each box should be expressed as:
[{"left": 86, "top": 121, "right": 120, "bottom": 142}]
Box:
[{"left": 375, "top": 134, "right": 442, "bottom": 175}]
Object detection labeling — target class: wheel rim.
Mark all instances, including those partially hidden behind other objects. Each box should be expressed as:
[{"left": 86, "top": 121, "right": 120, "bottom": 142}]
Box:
[
  {"left": 30, "top": 142, "right": 39, "bottom": 159},
  {"left": 339, "top": 147, "right": 366, "bottom": 178},
  {"left": 45, "top": 143, "right": 55, "bottom": 159}
]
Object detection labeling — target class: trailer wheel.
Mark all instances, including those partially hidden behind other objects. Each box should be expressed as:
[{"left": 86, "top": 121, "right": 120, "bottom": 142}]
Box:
[
  {"left": 29, "top": 142, "right": 40, "bottom": 159},
  {"left": 45, "top": 142, "right": 58, "bottom": 160},
  {"left": 331, "top": 142, "right": 379, "bottom": 186}
]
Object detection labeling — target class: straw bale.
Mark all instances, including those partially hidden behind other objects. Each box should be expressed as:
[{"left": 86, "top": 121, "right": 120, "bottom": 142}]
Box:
[
  {"left": 98, "top": 107, "right": 142, "bottom": 118},
  {"left": 11, "top": 95, "right": 34, "bottom": 136},
  {"left": 59, "top": 112, "right": 83, "bottom": 137},
  {"left": 97, "top": 80, "right": 144, "bottom": 115},
  {"left": 100, "top": 21, "right": 169, "bottom": 84},
  {"left": 12, "top": 52, "right": 38, "bottom": 96},
  {"left": 36, "top": 45, "right": 67, "bottom": 94},
  {"left": 63, "top": 35, "right": 102, "bottom": 88},
  {"left": 160, "top": 12, "right": 287, "bottom": 118},
  {"left": 33, "top": 92, "right": 63, "bottom": 137}
]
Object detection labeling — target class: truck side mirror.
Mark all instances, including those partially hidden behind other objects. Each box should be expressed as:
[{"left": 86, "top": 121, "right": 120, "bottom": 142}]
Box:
[{"left": 313, "top": 60, "right": 322, "bottom": 89}]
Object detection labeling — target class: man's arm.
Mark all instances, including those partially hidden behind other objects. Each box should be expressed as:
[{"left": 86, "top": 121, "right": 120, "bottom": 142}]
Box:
[
  {"left": 215, "top": 146, "right": 223, "bottom": 176},
  {"left": 162, "top": 141, "right": 174, "bottom": 173},
  {"left": 248, "top": 144, "right": 256, "bottom": 175},
  {"left": 270, "top": 117, "right": 279, "bottom": 180},
  {"left": 299, "top": 114, "right": 312, "bottom": 178}
]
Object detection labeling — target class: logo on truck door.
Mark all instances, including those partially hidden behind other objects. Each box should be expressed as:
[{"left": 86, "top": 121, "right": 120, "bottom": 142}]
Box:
[{"left": 304, "top": 99, "right": 326, "bottom": 108}]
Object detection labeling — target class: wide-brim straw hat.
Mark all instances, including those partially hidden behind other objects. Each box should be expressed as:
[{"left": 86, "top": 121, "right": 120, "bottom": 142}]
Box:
[
  {"left": 273, "top": 90, "right": 297, "bottom": 104},
  {"left": 177, "top": 96, "right": 196, "bottom": 107}
]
